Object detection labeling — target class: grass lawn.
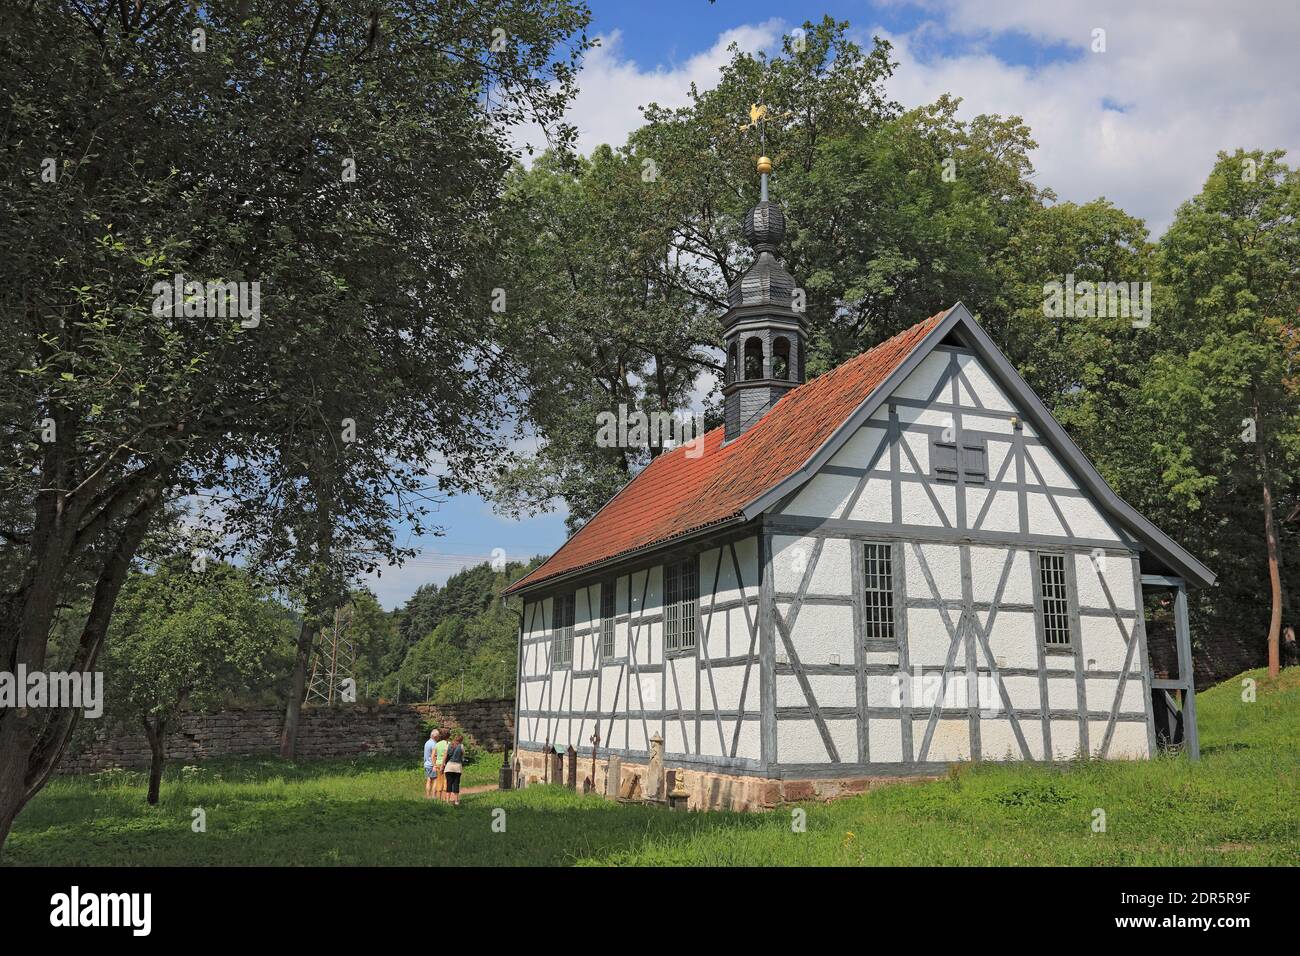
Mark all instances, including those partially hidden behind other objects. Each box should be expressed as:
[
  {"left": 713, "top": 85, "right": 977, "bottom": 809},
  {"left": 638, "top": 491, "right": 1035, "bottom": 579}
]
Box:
[{"left": 4, "top": 667, "right": 1297, "bottom": 866}]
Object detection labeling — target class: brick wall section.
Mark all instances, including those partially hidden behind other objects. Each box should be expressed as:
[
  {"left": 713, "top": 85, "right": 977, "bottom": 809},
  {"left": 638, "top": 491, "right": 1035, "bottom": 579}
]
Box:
[{"left": 58, "top": 698, "right": 514, "bottom": 775}]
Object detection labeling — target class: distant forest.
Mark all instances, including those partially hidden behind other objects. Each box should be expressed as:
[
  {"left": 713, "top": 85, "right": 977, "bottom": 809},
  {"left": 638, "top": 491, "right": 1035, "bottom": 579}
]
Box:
[{"left": 352, "top": 557, "right": 545, "bottom": 704}]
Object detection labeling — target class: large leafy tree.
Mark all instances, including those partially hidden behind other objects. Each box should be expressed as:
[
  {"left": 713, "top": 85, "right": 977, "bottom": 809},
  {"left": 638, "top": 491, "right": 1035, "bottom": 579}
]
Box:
[
  {"left": 494, "top": 19, "right": 1047, "bottom": 527},
  {"left": 0, "top": 0, "right": 590, "bottom": 850},
  {"left": 492, "top": 147, "right": 711, "bottom": 528},
  {"left": 1136, "top": 150, "right": 1300, "bottom": 676}
]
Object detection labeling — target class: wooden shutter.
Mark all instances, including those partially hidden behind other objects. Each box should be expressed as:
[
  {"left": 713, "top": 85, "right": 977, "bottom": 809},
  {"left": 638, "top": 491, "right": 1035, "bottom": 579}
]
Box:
[{"left": 932, "top": 440, "right": 959, "bottom": 482}]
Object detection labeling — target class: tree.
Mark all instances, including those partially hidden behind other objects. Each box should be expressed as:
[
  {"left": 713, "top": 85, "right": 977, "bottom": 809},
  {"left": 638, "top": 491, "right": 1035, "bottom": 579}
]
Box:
[
  {"left": 103, "top": 560, "right": 294, "bottom": 804},
  {"left": 1137, "top": 150, "right": 1300, "bottom": 677},
  {"left": 378, "top": 557, "right": 543, "bottom": 701},
  {"left": 0, "top": 0, "right": 590, "bottom": 851},
  {"left": 493, "top": 19, "right": 1047, "bottom": 526}
]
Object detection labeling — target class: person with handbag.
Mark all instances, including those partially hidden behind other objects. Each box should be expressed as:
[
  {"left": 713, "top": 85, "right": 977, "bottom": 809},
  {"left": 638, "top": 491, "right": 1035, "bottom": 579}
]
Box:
[
  {"left": 433, "top": 729, "right": 450, "bottom": 802},
  {"left": 443, "top": 734, "right": 465, "bottom": 805}
]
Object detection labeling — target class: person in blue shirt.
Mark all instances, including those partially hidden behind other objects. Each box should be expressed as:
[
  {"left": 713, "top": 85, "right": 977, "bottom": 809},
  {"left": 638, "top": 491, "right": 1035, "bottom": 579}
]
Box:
[{"left": 422, "top": 729, "right": 440, "bottom": 799}]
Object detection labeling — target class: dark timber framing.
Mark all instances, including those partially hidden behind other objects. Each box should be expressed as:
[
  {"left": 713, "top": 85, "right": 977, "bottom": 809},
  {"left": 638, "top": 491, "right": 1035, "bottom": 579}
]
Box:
[{"left": 507, "top": 303, "right": 1211, "bottom": 786}]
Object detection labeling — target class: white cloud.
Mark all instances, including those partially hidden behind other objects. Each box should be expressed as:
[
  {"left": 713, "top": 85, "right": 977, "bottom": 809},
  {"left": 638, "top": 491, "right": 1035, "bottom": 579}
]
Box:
[
  {"left": 517, "top": 20, "right": 784, "bottom": 158},
  {"left": 532, "top": 3, "right": 1299, "bottom": 237},
  {"left": 872, "top": 0, "right": 1300, "bottom": 234}
]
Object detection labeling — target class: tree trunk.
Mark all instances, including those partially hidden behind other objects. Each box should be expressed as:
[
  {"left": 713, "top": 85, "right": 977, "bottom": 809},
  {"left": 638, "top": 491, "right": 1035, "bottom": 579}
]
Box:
[
  {"left": 0, "top": 485, "right": 162, "bottom": 855},
  {"left": 280, "top": 455, "right": 339, "bottom": 758},
  {"left": 0, "top": 738, "right": 28, "bottom": 856},
  {"left": 1255, "top": 396, "right": 1283, "bottom": 678},
  {"left": 280, "top": 620, "right": 318, "bottom": 759},
  {"left": 144, "top": 717, "right": 166, "bottom": 806}
]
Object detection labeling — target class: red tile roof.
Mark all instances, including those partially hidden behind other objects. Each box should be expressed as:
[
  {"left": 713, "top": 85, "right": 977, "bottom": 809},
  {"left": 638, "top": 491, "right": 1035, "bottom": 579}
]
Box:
[{"left": 504, "top": 310, "right": 949, "bottom": 594}]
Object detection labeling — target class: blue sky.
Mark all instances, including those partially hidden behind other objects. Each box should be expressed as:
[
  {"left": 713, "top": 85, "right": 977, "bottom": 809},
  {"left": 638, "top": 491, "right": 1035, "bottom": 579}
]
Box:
[{"left": 365, "top": 0, "right": 1300, "bottom": 609}]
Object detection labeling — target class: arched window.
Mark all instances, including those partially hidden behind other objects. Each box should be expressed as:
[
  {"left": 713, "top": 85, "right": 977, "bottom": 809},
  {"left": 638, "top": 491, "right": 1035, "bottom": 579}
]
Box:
[
  {"left": 743, "top": 337, "right": 764, "bottom": 380},
  {"left": 727, "top": 342, "right": 737, "bottom": 384},
  {"left": 772, "top": 337, "right": 791, "bottom": 380}
]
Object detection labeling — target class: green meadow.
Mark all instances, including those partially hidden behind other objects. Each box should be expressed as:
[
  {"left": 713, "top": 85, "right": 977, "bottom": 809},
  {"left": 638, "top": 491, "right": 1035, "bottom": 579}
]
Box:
[{"left": 4, "top": 668, "right": 1297, "bottom": 866}]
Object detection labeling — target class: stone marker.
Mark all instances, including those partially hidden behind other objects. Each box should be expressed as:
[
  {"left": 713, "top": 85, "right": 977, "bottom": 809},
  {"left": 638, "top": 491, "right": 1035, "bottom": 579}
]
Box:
[
  {"left": 645, "top": 733, "right": 664, "bottom": 800},
  {"left": 618, "top": 772, "right": 640, "bottom": 800},
  {"left": 605, "top": 754, "right": 621, "bottom": 797}
]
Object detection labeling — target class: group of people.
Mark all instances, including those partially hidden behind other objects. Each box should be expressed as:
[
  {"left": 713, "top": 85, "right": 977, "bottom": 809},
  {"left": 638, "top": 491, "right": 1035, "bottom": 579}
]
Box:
[{"left": 422, "top": 729, "right": 465, "bottom": 805}]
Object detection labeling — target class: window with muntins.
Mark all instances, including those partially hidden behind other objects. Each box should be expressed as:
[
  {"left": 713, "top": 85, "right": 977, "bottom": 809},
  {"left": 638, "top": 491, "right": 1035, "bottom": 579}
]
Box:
[
  {"left": 600, "top": 582, "right": 615, "bottom": 658},
  {"left": 664, "top": 558, "right": 698, "bottom": 652},
  {"left": 552, "top": 593, "right": 575, "bottom": 666},
  {"left": 862, "top": 542, "right": 895, "bottom": 641},
  {"left": 1038, "top": 554, "right": 1072, "bottom": 647}
]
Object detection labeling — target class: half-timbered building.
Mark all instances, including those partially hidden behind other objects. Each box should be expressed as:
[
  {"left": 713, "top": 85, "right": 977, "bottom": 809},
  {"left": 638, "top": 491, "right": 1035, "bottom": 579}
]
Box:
[{"left": 503, "top": 158, "right": 1214, "bottom": 811}]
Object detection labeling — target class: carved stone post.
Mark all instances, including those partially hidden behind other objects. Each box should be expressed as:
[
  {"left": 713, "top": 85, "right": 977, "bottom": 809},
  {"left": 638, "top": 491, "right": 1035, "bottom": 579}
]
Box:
[
  {"left": 565, "top": 745, "right": 577, "bottom": 789},
  {"left": 645, "top": 733, "right": 665, "bottom": 801},
  {"left": 605, "top": 753, "right": 621, "bottom": 798}
]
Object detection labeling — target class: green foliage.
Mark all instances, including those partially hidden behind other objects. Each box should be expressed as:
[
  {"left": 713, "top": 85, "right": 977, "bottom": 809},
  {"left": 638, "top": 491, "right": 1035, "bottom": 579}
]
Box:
[
  {"left": 365, "top": 557, "right": 543, "bottom": 703},
  {"left": 0, "top": 0, "right": 591, "bottom": 838},
  {"left": 104, "top": 560, "right": 296, "bottom": 723},
  {"left": 9, "top": 668, "right": 1299, "bottom": 865},
  {"left": 492, "top": 19, "right": 1054, "bottom": 527}
]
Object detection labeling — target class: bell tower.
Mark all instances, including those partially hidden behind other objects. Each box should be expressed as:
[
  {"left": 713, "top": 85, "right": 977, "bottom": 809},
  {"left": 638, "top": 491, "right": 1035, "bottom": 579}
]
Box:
[{"left": 721, "top": 154, "right": 806, "bottom": 442}]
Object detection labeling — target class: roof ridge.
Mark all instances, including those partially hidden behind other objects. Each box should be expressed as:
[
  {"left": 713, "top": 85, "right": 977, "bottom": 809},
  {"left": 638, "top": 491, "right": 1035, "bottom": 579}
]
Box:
[{"left": 503, "top": 308, "right": 949, "bottom": 595}]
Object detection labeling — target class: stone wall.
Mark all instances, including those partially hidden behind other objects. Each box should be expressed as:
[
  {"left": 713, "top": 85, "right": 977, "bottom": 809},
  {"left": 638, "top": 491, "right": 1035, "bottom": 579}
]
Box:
[{"left": 59, "top": 698, "right": 514, "bottom": 775}]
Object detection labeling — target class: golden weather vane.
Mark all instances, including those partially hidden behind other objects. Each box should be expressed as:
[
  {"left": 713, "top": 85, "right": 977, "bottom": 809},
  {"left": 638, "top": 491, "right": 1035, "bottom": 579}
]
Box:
[
  {"left": 738, "top": 103, "right": 791, "bottom": 197},
  {"left": 737, "top": 102, "right": 793, "bottom": 135}
]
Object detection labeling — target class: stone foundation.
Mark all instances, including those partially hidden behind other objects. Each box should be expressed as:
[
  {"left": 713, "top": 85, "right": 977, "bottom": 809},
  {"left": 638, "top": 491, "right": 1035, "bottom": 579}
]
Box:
[{"left": 513, "top": 748, "right": 936, "bottom": 812}]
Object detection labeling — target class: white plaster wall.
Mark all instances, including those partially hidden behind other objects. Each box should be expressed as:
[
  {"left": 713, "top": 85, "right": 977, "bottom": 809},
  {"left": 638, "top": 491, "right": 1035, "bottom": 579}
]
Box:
[
  {"left": 778, "top": 602, "right": 855, "bottom": 666},
  {"left": 868, "top": 719, "right": 904, "bottom": 762},
  {"left": 892, "top": 350, "right": 948, "bottom": 401},
  {"left": 957, "top": 352, "right": 1015, "bottom": 412},
  {"left": 776, "top": 673, "right": 856, "bottom": 708},
  {"left": 518, "top": 537, "right": 762, "bottom": 762}
]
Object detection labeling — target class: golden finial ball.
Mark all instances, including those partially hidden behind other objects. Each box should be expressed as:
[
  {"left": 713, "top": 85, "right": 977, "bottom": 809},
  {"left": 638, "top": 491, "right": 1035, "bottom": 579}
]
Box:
[{"left": 757, "top": 155, "right": 772, "bottom": 175}]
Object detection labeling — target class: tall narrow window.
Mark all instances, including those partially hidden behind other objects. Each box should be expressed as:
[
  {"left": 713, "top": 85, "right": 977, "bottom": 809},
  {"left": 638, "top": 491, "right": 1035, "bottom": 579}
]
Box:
[
  {"left": 726, "top": 342, "right": 737, "bottom": 384},
  {"left": 664, "top": 557, "right": 698, "bottom": 652},
  {"left": 1038, "top": 554, "right": 1072, "bottom": 647},
  {"left": 743, "top": 337, "right": 764, "bottom": 380},
  {"left": 600, "top": 581, "right": 615, "bottom": 658},
  {"left": 862, "top": 542, "right": 895, "bottom": 641},
  {"left": 772, "top": 336, "right": 791, "bottom": 380},
  {"left": 552, "top": 592, "right": 575, "bottom": 666}
]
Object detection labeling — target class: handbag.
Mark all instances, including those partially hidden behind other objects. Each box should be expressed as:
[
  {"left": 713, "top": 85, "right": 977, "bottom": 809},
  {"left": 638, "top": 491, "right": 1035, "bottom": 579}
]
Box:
[{"left": 444, "top": 745, "right": 464, "bottom": 774}]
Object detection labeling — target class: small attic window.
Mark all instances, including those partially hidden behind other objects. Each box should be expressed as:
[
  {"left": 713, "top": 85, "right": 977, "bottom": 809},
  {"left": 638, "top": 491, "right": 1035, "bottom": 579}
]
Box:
[{"left": 931, "top": 436, "right": 987, "bottom": 485}]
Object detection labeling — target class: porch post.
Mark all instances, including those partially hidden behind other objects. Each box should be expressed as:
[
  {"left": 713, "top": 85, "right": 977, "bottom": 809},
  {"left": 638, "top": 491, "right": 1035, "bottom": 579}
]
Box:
[
  {"left": 1173, "top": 582, "right": 1200, "bottom": 761},
  {"left": 1142, "top": 573, "right": 1200, "bottom": 763}
]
